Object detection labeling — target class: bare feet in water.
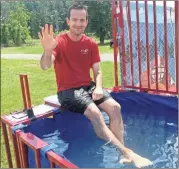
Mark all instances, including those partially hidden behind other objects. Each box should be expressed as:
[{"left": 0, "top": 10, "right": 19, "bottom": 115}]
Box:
[{"left": 120, "top": 149, "right": 153, "bottom": 168}]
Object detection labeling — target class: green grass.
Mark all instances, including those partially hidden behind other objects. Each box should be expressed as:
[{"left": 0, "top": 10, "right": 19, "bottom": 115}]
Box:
[
  {"left": 1, "top": 44, "right": 43, "bottom": 54},
  {"left": 1, "top": 44, "right": 113, "bottom": 54},
  {"left": 1, "top": 39, "right": 113, "bottom": 54},
  {"left": 1, "top": 59, "right": 118, "bottom": 168},
  {"left": 98, "top": 44, "right": 113, "bottom": 54},
  {"left": 1, "top": 45, "right": 44, "bottom": 54}
]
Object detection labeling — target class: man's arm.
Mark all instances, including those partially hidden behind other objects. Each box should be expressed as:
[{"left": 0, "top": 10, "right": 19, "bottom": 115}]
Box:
[
  {"left": 92, "top": 62, "right": 102, "bottom": 89},
  {"left": 40, "top": 51, "right": 55, "bottom": 70},
  {"left": 92, "top": 62, "right": 103, "bottom": 100}
]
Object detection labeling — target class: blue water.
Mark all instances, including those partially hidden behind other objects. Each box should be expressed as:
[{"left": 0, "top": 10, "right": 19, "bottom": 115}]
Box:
[{"left": 24, "top": 92, "right": 178, "bottom": 168}]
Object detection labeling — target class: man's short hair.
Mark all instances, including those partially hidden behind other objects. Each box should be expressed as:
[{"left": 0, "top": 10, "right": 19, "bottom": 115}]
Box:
[{"left": 68, "top": 3, "right": 88, "bottom": 20}]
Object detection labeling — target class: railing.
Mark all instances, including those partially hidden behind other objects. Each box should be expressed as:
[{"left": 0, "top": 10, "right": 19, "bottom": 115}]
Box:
[{"left": 112, "top": 0, "right": 178, "bottom": 95}]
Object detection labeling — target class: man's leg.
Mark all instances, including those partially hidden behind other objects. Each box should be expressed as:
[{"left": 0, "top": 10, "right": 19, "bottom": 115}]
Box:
[
  {"left": 58, "top": 87, "right": 152, "bottom": 168},
  {"left": 84, "top": 102, "right": 125, "bottom": 150},
  {"left": 84, "top": 102, "right": 153, "bottom": 168},
  {"left": 97, "top": 98, "right": 124, "bottom": 144}
]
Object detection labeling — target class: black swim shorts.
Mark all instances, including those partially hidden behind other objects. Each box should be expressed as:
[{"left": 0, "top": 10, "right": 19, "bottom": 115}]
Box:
[{"left": 57, "top": 81, "right": 111, "bottom": 114}]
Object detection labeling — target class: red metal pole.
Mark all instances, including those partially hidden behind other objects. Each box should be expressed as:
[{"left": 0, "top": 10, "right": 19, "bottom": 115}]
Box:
[
  {"left": 112, "top": 1, "right": 119, "bottom": 88},
  {"left": 35, "top": 150, "right": 41, "bottom": 168},
  {"left": 24, "top": 75, "right": 32, "bottom": 108},
  {"left": 9, "top": 130, "right": 21, "bottom": 167},
  {"left": 19, "top": 138, "right": 28, "bottom": 168},
  {"left": 153, "top": 1, "right": 159, "bottom": 91},
  {"left": 20, "top": 74, "right": 28, "bottom": 109},
  {"left": 136, "top": 1, "right": 142, "bottom": 89},
  {"left": 127, "top": 1, "right": 134, "bottom": 87},
  {"left": 16, "top": 130, "right": 24, "bottom": 167},
  {"left": 124, "top": 85, "right": 177, "bottom": 95},
  {"left": 164, "top": 1, "right": 169, "bottom": 92},
  {"left": 50, "top": 161, "right": 56, "bottom": 168},
  {"left": 47, "top": 151, "right": 78, "bottom": 168},
  {"left": 175, "top": 1, "right": 178, "bottom": 93},
  {"left": 18, "top": 131, "right": 78, "bottom": 168},
  {"left": 145, "top": 0, "right": 151, "bottom": 90},
  {"left": 20, "top": 74, "right": 32, "bottom": 109},
  {"left": 119, "top": 0, "right": 127, "bottom": 87},
  {"left": 1, "top": 122, "right": 13, "bottom": 168}
]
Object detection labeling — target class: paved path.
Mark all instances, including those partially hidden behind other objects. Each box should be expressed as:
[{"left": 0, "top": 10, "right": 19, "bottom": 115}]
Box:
[{"left": 1, "top": 53, "right": 116, "bottom": 62}]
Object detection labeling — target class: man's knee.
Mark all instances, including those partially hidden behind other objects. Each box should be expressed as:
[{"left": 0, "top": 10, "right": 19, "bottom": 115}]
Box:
[
  {"left": 113, "top": 103, "right": 121, "bottom": 111},
  {"left": 110, "top": 103, "right": 121, "bottom": 120},
  {"left": 84, "top": 103, "right": 104, "bottom": 125}
]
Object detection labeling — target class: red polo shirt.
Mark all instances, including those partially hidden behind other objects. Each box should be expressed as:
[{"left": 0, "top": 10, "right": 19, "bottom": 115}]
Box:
[{"left": 53, "top": 33, "right": 101, "bottom": 92}]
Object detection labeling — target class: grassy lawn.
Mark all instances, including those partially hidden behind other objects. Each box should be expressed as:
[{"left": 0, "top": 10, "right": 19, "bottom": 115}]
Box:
[
  {"left": 1, "top": 59, "right": 118, "bottom": 168},
  {"left": 1, "top": 39, "right": 113, "bottom": 54}
]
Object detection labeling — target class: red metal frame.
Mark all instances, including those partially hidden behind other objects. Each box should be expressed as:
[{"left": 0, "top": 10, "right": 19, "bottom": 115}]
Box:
[
  {"left": 136, "top": 1, "right": 142, "bottom": 89},
  {"left": 145, "top": 1, "right": 151, "bottom": 89},
  {"left": 16, "top": 130, "right": 78, "bottom": 168},
  {"left": 10, "top": 128, "right": 21, "bottom": 167},
  {"left": 112, "top": 1, "right": 119, "bottom": 88},
  {"left": 1, "top": 122, "right": 13, "bottom": 168},
  {"left": 119, "top": 0, "right": 127, "bottom": 87},
  {"left": 127, "top": 1, "right": 134, "bottom": 87},
  {"left": 20, "top": 74, "right": 32, "bottom": 109},
  {"left": 163, "top": 1, "right": 169, "bottom": 92},
  {"left": 153, "top": 1, "right": 159, "bottom": 91},
  {"left": 112, "top": 0, "right": 178, "bottom": 95}
]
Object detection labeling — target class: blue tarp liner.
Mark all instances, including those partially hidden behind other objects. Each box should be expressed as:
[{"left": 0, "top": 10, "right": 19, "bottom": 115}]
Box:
[{"left": 23, "top": 92, "right": 178, "bottom": 168}]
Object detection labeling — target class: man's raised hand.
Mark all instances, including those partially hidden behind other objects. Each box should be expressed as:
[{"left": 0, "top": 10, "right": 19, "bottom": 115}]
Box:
[{"left": 38, "top": 24, "right": 57, "bottom": 52}]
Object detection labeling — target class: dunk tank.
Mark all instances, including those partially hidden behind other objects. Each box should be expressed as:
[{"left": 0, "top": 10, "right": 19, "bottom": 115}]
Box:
[{"left": 1, "top": 1, "right": 178, "bottom": 168}]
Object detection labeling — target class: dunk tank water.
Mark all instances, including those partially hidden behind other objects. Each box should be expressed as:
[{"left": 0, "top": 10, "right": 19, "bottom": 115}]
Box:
[{"left": 23, "top": 92, "right": 178, "bottom": 168}]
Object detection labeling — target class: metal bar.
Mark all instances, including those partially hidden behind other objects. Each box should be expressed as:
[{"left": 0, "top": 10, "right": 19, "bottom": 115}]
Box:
[
  {"left": 1, "top": 122, "right": 13, "bottom": 168},
  {"left": 119, "top": 0, "right": 127, "bottom": 87},
  {"left": 112, "top": 1, "right": 119, "bottom": 88},
  {"left": 9, "top": 129, "right": 21, "bottom": 167},
  {"left": 136, "top": 1, "right": 142, "bottom": 89},
  {"left": 127, "top": 1, "right": 134, "bottom": 87},
  {"left": 20, "top": 74, "right": 27, "bottom": 109},
  {"left": 124, "top": 85, "right": 177, "bottom": 94},
  {"left": 175, "top": 1, "right": 178, "bottom": 93},
  {"left": 19, "top": 131, "right": 77, "bottom": 168},
  {"left": 19, "top": 138, "right": 28, "bottom": 168},
  {"left": 153, "top": 1, "right": 159, "bottom": 91},
  {"left": 145, "top": 0, "right": 151, "bottom": 89},
  {"left": 35, "top": 150, "right": 41, "bottom": 168},
  {"left": 164, "top": 1, "right": 169, "bottom": 92},
  {"left": 47, "top": 151, "right": 78, "bottom": 168},
  {"left": 16, "top": 130, "right": 24, "bottom": 167},
  {"left": 50, "top": 161, "right": 56, "bottom": 168},
  {"left": 24, "top": 75, "right": 32, "bottom": 108},
  {"left": 7, "top": 126, "right": 12, "bottom": 139}
]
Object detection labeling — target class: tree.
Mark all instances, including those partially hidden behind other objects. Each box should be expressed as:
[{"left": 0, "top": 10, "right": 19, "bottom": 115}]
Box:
[
  {"left": 86, "top": 1, "right": 112, "bottom": 44},
  {"left": 24, "top": 0, "right": 72, "bottom": 38},
  {"left": 1, "top": 24, "right": 10, "bottom": 46},
  {"left": 4, "top": 2, "right": 31, "bottom": 46},
  {"left": 1, "top": 2, "right": 11, "bottom": 24}
]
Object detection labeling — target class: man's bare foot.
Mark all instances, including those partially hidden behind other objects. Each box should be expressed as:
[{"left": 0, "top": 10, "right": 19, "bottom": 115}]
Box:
[{"left": 120, "top": 150, "right": 153, "bottom": 168}]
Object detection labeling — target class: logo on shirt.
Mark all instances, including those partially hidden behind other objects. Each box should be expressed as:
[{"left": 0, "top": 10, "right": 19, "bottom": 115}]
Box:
[{"left": 81, "top": 49, "right": 89, "bottom": 54}]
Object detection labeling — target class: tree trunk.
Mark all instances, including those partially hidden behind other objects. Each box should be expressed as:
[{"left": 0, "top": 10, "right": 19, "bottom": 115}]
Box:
[
  {"left": 99, "top": 27, "right": 105, "bottom": 44},
  {"left": 100, "top": 33, "right": 104, "bottom": 45}
]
